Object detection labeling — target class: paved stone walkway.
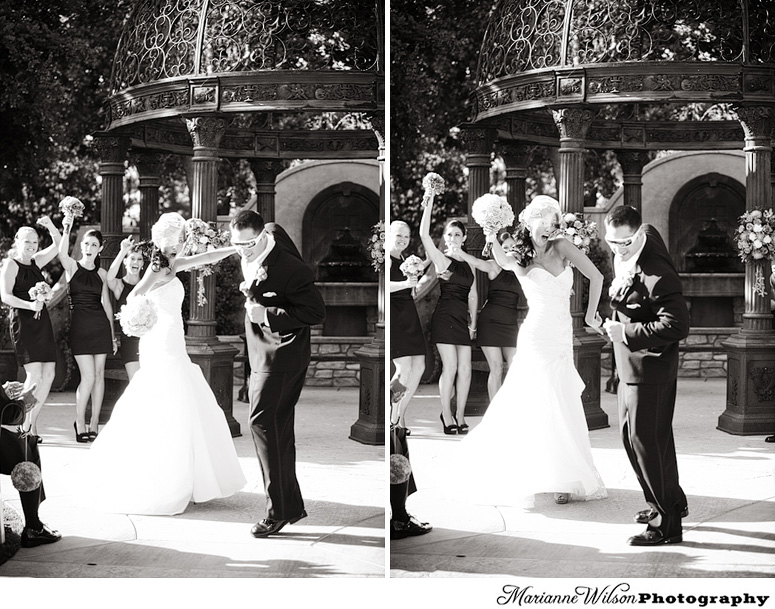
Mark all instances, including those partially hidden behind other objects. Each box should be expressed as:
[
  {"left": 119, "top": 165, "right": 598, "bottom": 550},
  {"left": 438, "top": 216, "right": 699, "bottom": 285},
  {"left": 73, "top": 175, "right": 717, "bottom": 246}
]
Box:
[{"left": 391, "top": 378, "right": 775, "bottom": 579}]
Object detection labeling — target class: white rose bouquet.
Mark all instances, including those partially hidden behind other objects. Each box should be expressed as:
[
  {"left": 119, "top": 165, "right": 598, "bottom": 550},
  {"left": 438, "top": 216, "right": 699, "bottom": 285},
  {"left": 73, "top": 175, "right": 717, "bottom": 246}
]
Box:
[
  {"left": 116, "top": 296, "right": 158, "bottom": 337},
  {"left": 734, "top": 208, "right": 775, "bottom": 297},
  {"left": 472, "top": 193, "right": 515, "bottom": 256},
  {"left": 28, "top": 282, "right": 53, "bottom": 320}
]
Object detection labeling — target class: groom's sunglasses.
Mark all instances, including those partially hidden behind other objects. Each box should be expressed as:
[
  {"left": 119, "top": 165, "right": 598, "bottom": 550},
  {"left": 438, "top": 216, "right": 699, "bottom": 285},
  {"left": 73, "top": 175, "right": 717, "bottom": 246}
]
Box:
[
  {"left": 605, "top": 228, "right": 641, "bottom": 248},
  {"left": 233, "top": 231, "right": 265, "bottom": 249}
]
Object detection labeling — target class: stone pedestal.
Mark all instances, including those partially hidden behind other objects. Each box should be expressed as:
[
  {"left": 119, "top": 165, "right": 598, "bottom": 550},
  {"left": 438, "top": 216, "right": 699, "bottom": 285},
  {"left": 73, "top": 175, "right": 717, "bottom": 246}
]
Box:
[
  {"left": 553, "top": 107, "right": 608, "bottom": 430},
  {"left": 720, "top": 106, "right": 775, "bottom": 435},
  {"left": 352, "top": 113, "right": 385, "bottom": 445},
  {"left": 184, "top": 116, "right": 240, "bottom": 436},
  {"left": 351, "top": 326, "right": 384, "bottom": 445}
]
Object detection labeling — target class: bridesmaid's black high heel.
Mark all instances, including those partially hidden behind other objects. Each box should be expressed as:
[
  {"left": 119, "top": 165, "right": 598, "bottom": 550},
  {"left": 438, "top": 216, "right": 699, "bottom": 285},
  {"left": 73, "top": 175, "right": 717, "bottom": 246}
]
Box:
[
  {"left": 439, "top": 413, "right": 457, "bottom": 435},
  {"left": 453, "top": 415, "right": 469, "bottom": 435},
  {"left": 73, "top": 422, "right": 89, "bottom": 443}
]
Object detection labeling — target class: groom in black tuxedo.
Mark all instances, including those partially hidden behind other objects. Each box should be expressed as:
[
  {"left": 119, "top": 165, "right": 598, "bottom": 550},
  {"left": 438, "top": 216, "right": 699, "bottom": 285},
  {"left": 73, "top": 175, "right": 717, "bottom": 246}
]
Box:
[
  {"left": 230, "top": 210, "right": 326, "bottom": 537},
  {"left": 603, "top": 205, "right": 690, "bottom": 546}
]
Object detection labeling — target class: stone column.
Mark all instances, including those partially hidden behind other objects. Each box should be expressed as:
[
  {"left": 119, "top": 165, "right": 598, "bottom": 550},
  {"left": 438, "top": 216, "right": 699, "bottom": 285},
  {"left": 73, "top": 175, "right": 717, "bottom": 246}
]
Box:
[
  {"left": 618, "top": 151, "right": 649, "bottom": 213},
  {"left": 184, "top": 116, "right": 240, "bottom": 436},
  {"left": 352, "top": 113, "right": 385, "bottom": 445},
  {"left": 720, "top": 106, "right": 775, "bottom": 435},
  {"left": 460, "top": 127, "right": 494, "bottom": 416},
  {"left": 93, "top": 134, "right": 130, "bottom": 269},
  {"left": 552, "top": 108, "right": 608, "bottom": 430},
  {"left": 248, "top": 160, "right": 284, "bottom": 222},
  {"left": 500, "top": 142, "right": 530, "bottom": 327},
  {"left": 134, "top": 152, "right": 163, "bottom": 241}
]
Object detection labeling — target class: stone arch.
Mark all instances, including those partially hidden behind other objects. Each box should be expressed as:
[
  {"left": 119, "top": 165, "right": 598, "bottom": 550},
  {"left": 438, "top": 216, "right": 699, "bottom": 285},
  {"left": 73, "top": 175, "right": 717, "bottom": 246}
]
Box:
[
  {"left": 301, "top": 181, "right": 379, "bottom": 278},
  {"left": 668, "top": 172, "right": 746, "bottom": 273}
]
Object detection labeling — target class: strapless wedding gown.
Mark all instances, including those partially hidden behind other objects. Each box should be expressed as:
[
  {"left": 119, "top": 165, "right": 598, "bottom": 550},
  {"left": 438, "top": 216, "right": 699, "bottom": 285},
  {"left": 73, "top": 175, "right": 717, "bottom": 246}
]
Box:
[
  {"left": 459, "top": 265, "right": 606, "bottom": 506},
  {"left": 87, "top": 278, "right": 246, "bottom": 515}
]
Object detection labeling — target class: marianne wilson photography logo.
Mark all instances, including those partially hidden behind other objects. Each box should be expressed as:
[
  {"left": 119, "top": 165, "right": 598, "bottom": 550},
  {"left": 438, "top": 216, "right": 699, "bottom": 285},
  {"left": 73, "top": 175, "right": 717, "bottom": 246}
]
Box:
[{"left": 497, "top": 585, "right": 771, "bottom": 607}]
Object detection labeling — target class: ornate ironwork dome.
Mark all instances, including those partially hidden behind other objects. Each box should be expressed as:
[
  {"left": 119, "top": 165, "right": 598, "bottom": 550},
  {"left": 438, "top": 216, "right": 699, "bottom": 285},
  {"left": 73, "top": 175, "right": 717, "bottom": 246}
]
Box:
[
  {"left": 104, "top": 0, "right": 383, "bottom": 157},
  {"left": 473, "top": 0, "right": 774, "bottom": 129}
]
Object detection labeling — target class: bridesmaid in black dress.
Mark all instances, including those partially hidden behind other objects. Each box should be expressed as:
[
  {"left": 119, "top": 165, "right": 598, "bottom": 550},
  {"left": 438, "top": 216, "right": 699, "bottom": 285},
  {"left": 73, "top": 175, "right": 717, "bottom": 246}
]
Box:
[
  {"left": 389, "top": 220, "right": 430, "bottom": 431},
  {"left": 0, "top": 217, "right": 63, "bottom": 440},
  {"left": 420, "top": 196, "right": 477, "bottom": 435},
  {"left": 448, "top": 229, "right": 520, "bottom": 400},
  {"left": 106, "top": 237, "right": 146, "bottom": 381},
  {"left": 59, "top": 220, "right": 116, "bottom": 443}
]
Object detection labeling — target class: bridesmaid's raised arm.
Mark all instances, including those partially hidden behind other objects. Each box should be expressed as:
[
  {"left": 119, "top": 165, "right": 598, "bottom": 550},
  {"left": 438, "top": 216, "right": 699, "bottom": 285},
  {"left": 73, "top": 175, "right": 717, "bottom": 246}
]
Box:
[
  {"left": 58, "top": 216, "right": 78, "bottom": 278},
  {"left": 419, "top": 198, "right": 451, "bottom": 275},
  {"left": 33, "top": 216, "right": 62, "bottom": 268}
]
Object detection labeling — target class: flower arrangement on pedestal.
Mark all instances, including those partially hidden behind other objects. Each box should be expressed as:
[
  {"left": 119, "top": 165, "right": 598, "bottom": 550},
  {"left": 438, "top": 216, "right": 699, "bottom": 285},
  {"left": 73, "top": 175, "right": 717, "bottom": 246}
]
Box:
[
  {"left": 734, "top": 208, "right": 775, "bottom": 297},
  {"left": 366, "top": 220, "right": 385, "bottom": 273},
  {"left": 182, "top": 218, "right": 231, "bottom": 306}
]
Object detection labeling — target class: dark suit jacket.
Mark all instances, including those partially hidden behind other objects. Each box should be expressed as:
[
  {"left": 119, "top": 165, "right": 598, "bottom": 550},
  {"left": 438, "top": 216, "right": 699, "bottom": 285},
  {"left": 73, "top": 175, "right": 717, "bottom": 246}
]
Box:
[
  {"left": 244, "top": 234, "right": 326, "bottom": 373},
  {"left": 611, "top": 225, "right": 690, "bottom": 384}
]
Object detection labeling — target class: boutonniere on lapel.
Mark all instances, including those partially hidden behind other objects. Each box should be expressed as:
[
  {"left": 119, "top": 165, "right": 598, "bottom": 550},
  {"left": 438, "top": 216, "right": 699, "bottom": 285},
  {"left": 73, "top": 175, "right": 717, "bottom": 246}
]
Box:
[
  {"left": 239, "top": 266, "right": 268, "bottom": 298},
  {"left": 609, "top": 266, "right": 639, "bottom": 307}
]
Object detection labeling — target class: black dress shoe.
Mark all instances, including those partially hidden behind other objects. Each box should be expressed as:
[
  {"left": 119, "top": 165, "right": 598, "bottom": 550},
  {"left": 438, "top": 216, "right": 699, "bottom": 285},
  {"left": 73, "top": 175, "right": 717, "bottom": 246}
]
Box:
[
  {"left": 633, "top": 506, "right": 689, "bottom": 524},
  {"left": 628, "top": 526, "right": 682, "bottom": 546},
  {"left": 250, "top": 510, "right": 307, "bottom": 538},
  {"left": 21, "top": 523, "right": 62, "bottom": 548},
  {"left": 765, "top": 436, "right": 775, "bottom": 443},
  {"left": 390, "top": 515, "right": 432, "bottom": 540},
  {"left": 87, "top": 431, "right": 98, "bottom": 442},
  {"left": 73, "top": 422, "right": 89, "bottom": 443}
]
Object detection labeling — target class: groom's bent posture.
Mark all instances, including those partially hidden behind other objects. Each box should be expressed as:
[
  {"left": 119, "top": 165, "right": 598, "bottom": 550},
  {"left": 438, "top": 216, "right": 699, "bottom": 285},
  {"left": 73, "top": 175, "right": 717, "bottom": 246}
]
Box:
[
  {"left": 603, "top": 206, "right": 690, "bottom": 546},
  {"left": 230, "top": 210, "right": 326, "bottom": 537}
]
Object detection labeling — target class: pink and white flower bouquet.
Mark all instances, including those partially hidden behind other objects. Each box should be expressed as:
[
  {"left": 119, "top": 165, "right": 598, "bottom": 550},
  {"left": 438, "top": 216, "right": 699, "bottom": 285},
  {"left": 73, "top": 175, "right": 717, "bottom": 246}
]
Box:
[
  {"left": 421, "top": 172, "right": 446, "bottom": 208},
  {"left": 59, "top": 196, "right": 85, "bottom": 224},
  {"left": 182, "top": 218, "right": 231, "bottom": 306},
  {"left": 399, "top": 254, "right": 424, "bottom": 280},
  {"left": 367, "top": 221, "right": 385, "bottom": 273},
  {"left": 560, "top": 212, "right": 598, "bottom": 254},
  {"left": 735, "top": 208, "right": 775, "bottom": 263}
]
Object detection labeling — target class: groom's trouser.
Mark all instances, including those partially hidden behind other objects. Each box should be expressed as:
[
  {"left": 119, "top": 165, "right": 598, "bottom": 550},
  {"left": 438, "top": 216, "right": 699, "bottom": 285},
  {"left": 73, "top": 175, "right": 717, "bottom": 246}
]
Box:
[
  {"left": 0, "top": 427, "right": 45, "bottom": 529},
  {"left": 618, "top": 380, "right": 685, "bottom": 532},
  {"left": 249, "top": 368, "right": 306, "bottom": 520}
]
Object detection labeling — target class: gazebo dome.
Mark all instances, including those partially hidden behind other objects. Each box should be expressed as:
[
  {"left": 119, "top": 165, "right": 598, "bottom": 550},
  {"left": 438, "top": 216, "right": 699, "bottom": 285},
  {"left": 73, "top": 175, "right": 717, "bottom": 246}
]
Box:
[
  {"left": 473, "top": 0, "right": 775, "bottom": 125},
  {"left": 104, "top": 0, "right": 383, "bottom": 154}
]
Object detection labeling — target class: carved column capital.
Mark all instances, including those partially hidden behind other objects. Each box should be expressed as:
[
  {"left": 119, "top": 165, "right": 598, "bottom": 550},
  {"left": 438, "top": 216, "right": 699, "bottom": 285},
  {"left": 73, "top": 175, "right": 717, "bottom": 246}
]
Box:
[
  {"left": 618, "top": 151, "right": 649, "bottom": 176},
  {"left": 132, "top": 151, "right": 164, "bottom": 175},
  {"left": 249, "top": 159, "right": 285, "bottom": 183},
  {"left": 365, "top": 112, "right": 385, "bottom": 149},
  {"left": 734, "top": 105, "right": 774, "bottom": 148},
  {"left": 499, "top": 142, "right": 531, "bottom": 169},
  {"left": 551, "top": 107, "right": 595, "bottom": 142},
  {"left": 185, "top": 116, "right": 229, "bottom": 150},
  {"left": 460, "top": 127, "right": 496, "bottom": 158},
  {"left": 93, "top": 133, "right": 130, "bottom": 166}
]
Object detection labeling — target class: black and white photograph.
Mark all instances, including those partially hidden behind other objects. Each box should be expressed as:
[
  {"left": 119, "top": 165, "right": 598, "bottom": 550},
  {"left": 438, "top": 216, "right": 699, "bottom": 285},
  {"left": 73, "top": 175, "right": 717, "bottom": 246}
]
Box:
[
  {"left": 389, "top": 0, "right": 775, "bottom": 581},
  {"left": 0, "top": 0, "right": 385, "bottom": 583}
]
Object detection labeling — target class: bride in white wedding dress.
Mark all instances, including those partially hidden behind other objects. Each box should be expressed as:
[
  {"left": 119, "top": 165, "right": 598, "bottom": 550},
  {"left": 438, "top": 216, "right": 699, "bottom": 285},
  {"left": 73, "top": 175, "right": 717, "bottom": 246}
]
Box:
[
  {"left": 87, "top": 213, "right": 246, "bottom": 515},
  {"left": 449, "top": 196, "right": 607, "bottom": 507}
]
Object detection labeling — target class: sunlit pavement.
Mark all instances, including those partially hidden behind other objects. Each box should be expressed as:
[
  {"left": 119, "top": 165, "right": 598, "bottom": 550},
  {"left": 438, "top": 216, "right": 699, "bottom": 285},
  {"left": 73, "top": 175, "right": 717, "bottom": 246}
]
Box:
[
  {"left": 0, "top": 386, "right": 385, "bottom": 578},
  {"left": 391, "top": 378, "right": 775, "bottom": 578}
]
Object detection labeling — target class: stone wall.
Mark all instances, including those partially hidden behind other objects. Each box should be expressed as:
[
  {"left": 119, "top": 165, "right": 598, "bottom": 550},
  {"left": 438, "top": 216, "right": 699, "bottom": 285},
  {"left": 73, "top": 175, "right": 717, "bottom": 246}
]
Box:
[
  {"left": 224, "top": 334, "right": 368, "bottom": 390},
  {"left": 601, "top": 328, "right": 735, "bottom": 379}
]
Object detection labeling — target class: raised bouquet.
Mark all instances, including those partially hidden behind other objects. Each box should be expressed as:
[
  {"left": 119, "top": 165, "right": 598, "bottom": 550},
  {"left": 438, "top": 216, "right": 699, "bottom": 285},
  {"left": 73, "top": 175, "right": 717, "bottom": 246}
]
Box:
[
  {"left": 116, "top": 296, "right": 158, "bottom": 337},
  {"left": 472, "top": 193, "right": 515, "bottom": 256},
  {"left": 399, "top": 254, "right": 424, "bottom": 281},
  {"left": 421, "top": 172, "right": 446, "bottom": 208},
  {"left": 27, "top": 281, "right": 52, "bottom": 320},
  {"left": 59, "top": 196, "right": 85, "bottom": 224},
  {"left": 182, "top": 218, "right": 231, "bottom": 306},
  {"left": 560, "top": 212, "right": 598, "bottom": 255},
  {"left": 366, "top": 220, "right": 385, "bottom": 273}
]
